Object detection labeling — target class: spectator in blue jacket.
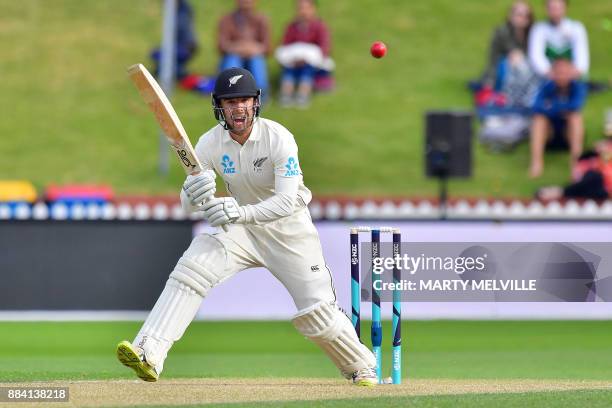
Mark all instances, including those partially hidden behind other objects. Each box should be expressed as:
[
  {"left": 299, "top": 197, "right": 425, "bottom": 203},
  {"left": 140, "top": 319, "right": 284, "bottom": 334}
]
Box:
[
  {"left": 151, "top": 0, "right": 199, "bottom": 80},
  {"left": 529, "top": 58, "right": 587, "bottom": 178}
]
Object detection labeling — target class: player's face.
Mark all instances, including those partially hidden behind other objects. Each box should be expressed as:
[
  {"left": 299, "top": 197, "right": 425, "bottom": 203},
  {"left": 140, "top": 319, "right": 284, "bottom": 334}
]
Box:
[{"left": 220, "top": 97, "right": 257, "bottom": 134}]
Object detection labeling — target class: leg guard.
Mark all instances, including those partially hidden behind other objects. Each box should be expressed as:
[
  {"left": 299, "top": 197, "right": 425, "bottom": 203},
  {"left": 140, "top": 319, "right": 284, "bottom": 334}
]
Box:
[
  {"left": 134, "top": 234, "right": 227, "bottom": 371},
  {"left": 292, "top": 301, "right": 376, "bottom": 379}
]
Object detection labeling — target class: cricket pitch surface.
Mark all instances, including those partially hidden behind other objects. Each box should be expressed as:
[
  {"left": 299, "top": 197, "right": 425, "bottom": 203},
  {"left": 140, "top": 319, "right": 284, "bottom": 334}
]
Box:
[{"left": 2, "top": 378, "right": 611, "bottom": 407}]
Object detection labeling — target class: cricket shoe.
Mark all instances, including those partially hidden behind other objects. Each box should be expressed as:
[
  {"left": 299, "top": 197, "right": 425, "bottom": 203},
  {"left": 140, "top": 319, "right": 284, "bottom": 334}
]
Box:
[
  {"left": 116, "top": 340, "right": 159, "bottom": 382},
  {"left": 352, "top": 367, "right": 378, "bottom": 386}
]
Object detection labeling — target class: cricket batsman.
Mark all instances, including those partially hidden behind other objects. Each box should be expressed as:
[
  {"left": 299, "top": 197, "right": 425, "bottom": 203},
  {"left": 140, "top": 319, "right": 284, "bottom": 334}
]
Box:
[{"left": 116, "top": 68, "right": 378, "bottom": 386}]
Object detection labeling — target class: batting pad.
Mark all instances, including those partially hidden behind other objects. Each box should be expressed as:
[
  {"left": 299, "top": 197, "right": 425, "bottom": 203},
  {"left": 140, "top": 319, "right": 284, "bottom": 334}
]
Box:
[
  {"left": 170, "top": 234, "right": 227, "bottom": 296},
  {"left": 134, "top": 278, "right": 202, "bottom": 371},
  {"left": 171, "top": 257, "right": 220, "bottom": 295},
  {"left": 292, "top": 301, "right": 376, "bottom": 379},
  {"left": 133, "top": 234, "right": 228, "bottom": 371}
]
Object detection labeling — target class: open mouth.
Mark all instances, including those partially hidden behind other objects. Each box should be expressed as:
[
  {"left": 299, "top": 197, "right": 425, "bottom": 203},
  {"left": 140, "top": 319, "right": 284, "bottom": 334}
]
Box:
[{"left": 233, "top": 116, "right": 247, "bottom": 126}]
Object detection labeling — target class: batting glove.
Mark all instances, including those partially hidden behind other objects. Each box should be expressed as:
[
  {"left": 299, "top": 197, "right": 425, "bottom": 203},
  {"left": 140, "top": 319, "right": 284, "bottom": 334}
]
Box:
[
  {"left": 182, "top": 170, "right": 216, "bottom": 207},
  {"left": 200, "top": 197, "right": 245, "bottom": 227}
]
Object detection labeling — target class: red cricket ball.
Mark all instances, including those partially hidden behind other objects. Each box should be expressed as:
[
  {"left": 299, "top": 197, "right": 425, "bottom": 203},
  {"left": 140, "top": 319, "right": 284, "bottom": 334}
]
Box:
[{"left": 370, "top": 41, "right": 387, "bottom": 58}]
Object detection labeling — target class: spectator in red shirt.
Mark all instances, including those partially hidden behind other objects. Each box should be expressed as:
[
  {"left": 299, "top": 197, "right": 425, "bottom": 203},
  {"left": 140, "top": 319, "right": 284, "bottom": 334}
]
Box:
[
  {"left": 275, "top": 0, "right": 332, "bottom": 108},
  {"left": 217, "top": 0, "right": 271, "bottom": 100}
]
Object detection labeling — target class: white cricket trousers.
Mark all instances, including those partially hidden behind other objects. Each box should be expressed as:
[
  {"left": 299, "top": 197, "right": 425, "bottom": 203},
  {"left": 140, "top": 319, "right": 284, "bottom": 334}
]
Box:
[{"left": 133, "top": 208, "right": 336, "bottom": 370}]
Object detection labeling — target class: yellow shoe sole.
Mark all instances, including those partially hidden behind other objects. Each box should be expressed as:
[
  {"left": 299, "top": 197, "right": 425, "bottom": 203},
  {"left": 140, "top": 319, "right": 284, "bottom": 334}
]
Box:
[
  {"left": 354, "top": 379, "right": 378, "bottom": 387},
  {"left": 116, "top": 340, "right": 159, "bottom": 382}
]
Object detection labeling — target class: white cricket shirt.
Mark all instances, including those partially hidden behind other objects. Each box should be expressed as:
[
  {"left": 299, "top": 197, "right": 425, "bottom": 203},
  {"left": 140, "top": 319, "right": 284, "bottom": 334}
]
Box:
[{"left": 192, "top": 117, "right": 312, "bottom": 224}]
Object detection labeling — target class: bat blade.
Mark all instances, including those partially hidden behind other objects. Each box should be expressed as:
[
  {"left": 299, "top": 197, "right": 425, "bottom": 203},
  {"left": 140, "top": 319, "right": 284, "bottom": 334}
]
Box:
[
  {"left": 127, "top": 63, "right": 229, "bottom": 231},
  {"left": 127, "top": 63, "right": 201, "bottom": 175}
]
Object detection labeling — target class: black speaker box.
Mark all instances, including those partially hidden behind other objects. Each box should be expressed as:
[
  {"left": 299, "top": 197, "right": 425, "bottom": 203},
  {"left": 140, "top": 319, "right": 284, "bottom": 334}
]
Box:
[{"left": 425, "top": 111, "right": 473, "bottom": 178}]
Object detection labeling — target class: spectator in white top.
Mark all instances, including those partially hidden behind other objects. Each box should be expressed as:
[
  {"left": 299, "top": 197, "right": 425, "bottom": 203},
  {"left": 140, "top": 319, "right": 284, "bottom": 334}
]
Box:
[{"left": 528, "top": 0, "right": 589, "bottom": 79}]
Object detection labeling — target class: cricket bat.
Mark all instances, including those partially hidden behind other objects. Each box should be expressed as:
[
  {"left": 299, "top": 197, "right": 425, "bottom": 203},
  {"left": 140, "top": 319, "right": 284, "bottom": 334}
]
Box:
[
  {"left": 127, "top": 63, "right": 201, "bottom": 175},
  {"left": 128, "top": 63, "right": 227, "bottom": 230}
]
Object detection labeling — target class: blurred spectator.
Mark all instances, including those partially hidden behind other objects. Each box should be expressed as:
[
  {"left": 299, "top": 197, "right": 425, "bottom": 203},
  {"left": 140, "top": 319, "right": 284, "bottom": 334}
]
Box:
[
  {"left": 528, "top": 0, "right": 589, "bottom": 79},
  {"left": 275, "top": 0, "right": 333, "bottom": 108},
  {"left": 605, "top": 108, "right": 612, "bottom": 138},
  {"left": 529, "top": 58, "right": 587, "bottom": 178},
  {"left": 476, "top": 2, "right": 538, "bottom": 152},
  {"left": 536, "top": 138, "right": 612, "bottom": 200},
  {"left": 481, "top": 1, "right": 534, "bottom": 89},
  {"left": 151, "top": 0, "right": 198, "bottom": 80},
  {"left": 498, "top": 49, "right": 541, "bottom": 109},
  {"left": 217, "top": 0, "right": 271, "bottom": 100}
]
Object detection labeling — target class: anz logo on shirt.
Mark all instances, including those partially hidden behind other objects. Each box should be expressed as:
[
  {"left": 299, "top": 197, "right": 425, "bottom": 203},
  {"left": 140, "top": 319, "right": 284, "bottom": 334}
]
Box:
[
  {"left": 221, "top": 154, "right": 236, "bottom": 174},
  {"left": 284, "top": 157, "right": 300, "bottom": 176}
]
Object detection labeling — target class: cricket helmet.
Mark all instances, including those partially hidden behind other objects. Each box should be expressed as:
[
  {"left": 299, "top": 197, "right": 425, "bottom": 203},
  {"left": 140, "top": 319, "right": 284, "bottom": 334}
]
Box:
[{"left": 212, "top": 68, "right": 261, "bottom": 129}]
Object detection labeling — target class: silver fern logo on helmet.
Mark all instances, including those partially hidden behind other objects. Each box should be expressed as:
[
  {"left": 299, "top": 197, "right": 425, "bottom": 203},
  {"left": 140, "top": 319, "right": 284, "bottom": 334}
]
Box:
[{"left": 228, "top": 75, "right": 243, "bottom": 87}]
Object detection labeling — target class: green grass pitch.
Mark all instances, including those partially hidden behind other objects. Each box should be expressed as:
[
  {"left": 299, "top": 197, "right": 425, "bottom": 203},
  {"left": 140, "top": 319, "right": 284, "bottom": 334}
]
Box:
[{"left": 1, "top": 320, "right": 611, "bottom": 406}]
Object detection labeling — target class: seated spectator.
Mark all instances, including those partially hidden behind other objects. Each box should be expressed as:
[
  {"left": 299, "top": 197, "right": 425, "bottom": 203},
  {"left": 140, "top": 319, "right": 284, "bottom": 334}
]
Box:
[
  {"left": 606, "top": 109, "right": 612, "bottom": 138},
  {"left": 536, "top": 138, "right": 612, "bottom": 200},
  {"left": 151, "top": 0, "right": 198, "bottom": 80},
  {"left": 475, "top": 2, "right": 539, "bottom": 152},
  {"left": 275, "top": 0, "right": 333, "bottom": 108},
  {"left": 498, "top": 49, "right": 540, "bottom": 110},
  {"left": 480, "top": 1, "right": 534, "bottom": 90},
  {"left": 529, "top": 58, "right": 587, "bottom": 178},
  {"left": 528, "top": 0, "right": 589, "bottom": 79},
  {"left": 476, "top": 47, "right": 540, "bottom": 114},
  {"left": 217, "top": 0, "right": 271, "bottom": 100}
]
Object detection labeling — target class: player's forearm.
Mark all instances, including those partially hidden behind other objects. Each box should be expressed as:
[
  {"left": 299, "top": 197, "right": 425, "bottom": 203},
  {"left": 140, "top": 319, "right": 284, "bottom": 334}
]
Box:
[
  {"left": 240, "top": 175, "right": 300, "bottom": 225},
  {"left": 241, "top": 192, "right": 296, "bottom": 225}
]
